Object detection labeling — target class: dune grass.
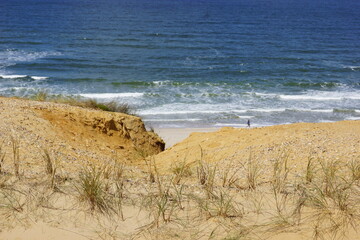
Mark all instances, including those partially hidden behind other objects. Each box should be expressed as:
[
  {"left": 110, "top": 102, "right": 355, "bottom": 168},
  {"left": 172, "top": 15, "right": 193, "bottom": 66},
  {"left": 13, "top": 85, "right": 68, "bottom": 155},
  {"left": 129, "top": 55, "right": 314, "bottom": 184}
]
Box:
[
  {"left": 0, "top": 141, "right": 5, "bottom": 175},
  {"left": 0, "top": 142, "right": 359, "bottom": 239},
  {"left": 76, "top": 166, "right": 113, "bottom": 214},
  {"left": 28, "top": 90, "right": 134, "bottom": 115},
  {"left": 10, "top": 136, "right": 20, "bottom": 179}
]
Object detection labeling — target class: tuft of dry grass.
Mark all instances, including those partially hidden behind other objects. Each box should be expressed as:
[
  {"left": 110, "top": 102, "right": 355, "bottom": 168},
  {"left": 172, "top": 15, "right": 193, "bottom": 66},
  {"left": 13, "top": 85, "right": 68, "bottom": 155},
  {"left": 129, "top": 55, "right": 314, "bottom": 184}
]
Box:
[
  {"left": 10, "top": 136, "right": 20, "bottom": 178},
  {"left": 110, "top": 160, "right": 126, "bottom": 220},
  {"left": 31, "top": 90, "right": 48, "bottom": 102},
  {"left": 246, "top": 152, "right": 261, "bottom": 190},
  {"left": 0, "top": 189, "right": 25, "bottom": 214},
  {"left": 305, "top": 156, "right": 318, "bottom": 183},
  {"left": 197, "top": 160, "right": 217, "bottom": 199},
  {"left": 291, "top": 158, "right": 360, "bottom": 239},
  {"left": 141, "top": 175, "right": 178, "bottom": 227},
  {"left": 0, "top": 141, "right": 5, "bottom": 174},
  {"left": 42, "top": 148, "right": 57, "bottom": 189},
  {"left": 171, "top": 160, "right": 192, "bottom": 185},
  {"left": 144, "top": 158, "right": 156, "bottom": 183},
  {"left": 195, "top": 189, "right": 241, "bottom": 220},
  {"left": 76, "top": 166, "right": 112, "bottom": 214},
  {"left": 348, "top": 159, "right": 360, "bottom": 182},
  {"left": 219, "top": 163, "right": 241, "bottom": 188},
  {"left": 272, "top": 150, "right": 290, "bottom": 194},
  {"left": 1, "top": 141, "right": 360, "bottom": 239},
  {"left": 319, "top": 159, "right": 340, "bottom": 197},
  {"left": 29, "top": 90, "right": 134, "bottom": 115}
]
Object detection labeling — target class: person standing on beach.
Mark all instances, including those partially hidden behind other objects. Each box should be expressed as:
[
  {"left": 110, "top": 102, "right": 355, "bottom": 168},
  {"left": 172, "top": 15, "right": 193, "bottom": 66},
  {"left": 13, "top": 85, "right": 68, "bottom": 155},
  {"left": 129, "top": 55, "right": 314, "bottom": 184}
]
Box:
[{"left": 247, "top": 119, "right": 250, "bottom": 128}]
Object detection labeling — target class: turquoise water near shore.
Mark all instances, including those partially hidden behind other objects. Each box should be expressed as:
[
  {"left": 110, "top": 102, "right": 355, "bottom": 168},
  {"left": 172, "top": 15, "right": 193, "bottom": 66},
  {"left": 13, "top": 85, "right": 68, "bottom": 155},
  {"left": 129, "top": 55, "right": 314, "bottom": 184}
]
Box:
[{"left": 1, "top": 0, "right": 360, "bottom": 127}]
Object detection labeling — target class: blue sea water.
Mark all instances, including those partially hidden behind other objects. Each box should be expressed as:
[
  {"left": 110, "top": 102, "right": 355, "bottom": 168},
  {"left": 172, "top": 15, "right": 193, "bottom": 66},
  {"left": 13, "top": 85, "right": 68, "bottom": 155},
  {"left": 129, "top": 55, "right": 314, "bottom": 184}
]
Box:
[{"left": 1, "top": 0, "right": 360, "bottom": 128}]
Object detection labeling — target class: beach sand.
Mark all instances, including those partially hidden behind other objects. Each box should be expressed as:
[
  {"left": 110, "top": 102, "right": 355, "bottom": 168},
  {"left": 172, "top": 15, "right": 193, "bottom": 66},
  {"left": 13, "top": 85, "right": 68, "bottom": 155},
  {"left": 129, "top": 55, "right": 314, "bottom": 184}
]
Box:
[{"left": 154, "top": 128, "right": 219, "bottom": 148}]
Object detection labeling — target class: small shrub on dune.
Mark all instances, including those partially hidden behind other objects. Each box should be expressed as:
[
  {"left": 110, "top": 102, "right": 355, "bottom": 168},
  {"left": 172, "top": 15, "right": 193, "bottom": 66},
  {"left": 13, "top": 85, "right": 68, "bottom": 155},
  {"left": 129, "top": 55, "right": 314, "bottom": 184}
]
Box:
[
  {"left": 28, "top": 91, "right": 134, "bottom": 115},
  {"left": 30, "top": 90, "right": 48, "bottom": 102},
  {"left": 83, "top": 100, "right": 132, "bottom": 115}
]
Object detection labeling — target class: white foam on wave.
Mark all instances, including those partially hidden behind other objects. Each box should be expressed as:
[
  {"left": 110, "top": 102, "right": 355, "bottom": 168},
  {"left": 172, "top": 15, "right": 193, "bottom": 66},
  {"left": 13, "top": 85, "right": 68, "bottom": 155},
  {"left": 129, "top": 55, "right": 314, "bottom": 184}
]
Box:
[
  {"left": 346, "top": 66, "right": 360, "bottom": 71},
  {"left": 145, "top": 118, "right": 202, "bottom": 122},
  {"left": 31, "top": 76, "right": 48, "bottom": 80},
  {"left": 309, "top": 109, "right": 333, "bottom": 113},
  {"left": 232, "top": 110, "right": 248, "bottom": 113},
  {"left": 0, "top": 49, "right": 61, "bottom": 68},
  {"left": 248, "top": 108, "right": 286, "bottom": 112},
  {"left": 249, "top": 108, "right": 344, "bottom": 113},
  {"left": 79, "top": 93, "right": 144, "bottom": 99},
  {"left": 346, "top": 117, "right": 360, "bottom": 120},
  {"left": 214, "top": 123, "right": 268, "bottom": 127},
  {"left": 139, "top": 109, "right": 225, "bottom": 115},
  {"left": 4, "top": 87, "right": 39, "bottom": 94},
  {"left": 140, "top": 108, "right": 337, "bottom": 116},
  {"left": 0, "top": 49, "right": 61, "bottom": 62},
  {"left": 280, "top": 93, "right": 360, "bottom": 101},
  {"left": 251, "top": 92, "right": 278, "bottom": 97},
  {"left": 280, "top": 95, "right": 340, "bottom": 100},
  {"left": 235, "top": 108, "right": 311, "bottom": 113},
  {"left": 214, "top": 123, "right": 247, "bottom": 127},
  {"left": 294, "top": 109, "right": 333, "bottom": 113},
  {"left": 153, "top": 80, "right": 171, "bottom": 85},
  {"left": 281, "top": 88, "right": 360, "bottom": 101},
  {"left": 0, "top": 74, "right": 27, "bottom": 79},
  {"left": 237, "top": 115, "right": 255, "bottom": 119},
  {"left": 0, "top": 75, "right": 48, "bottom": 80},
  {"left": 250, "top": 89, "right": 360, "bottom": 101}
]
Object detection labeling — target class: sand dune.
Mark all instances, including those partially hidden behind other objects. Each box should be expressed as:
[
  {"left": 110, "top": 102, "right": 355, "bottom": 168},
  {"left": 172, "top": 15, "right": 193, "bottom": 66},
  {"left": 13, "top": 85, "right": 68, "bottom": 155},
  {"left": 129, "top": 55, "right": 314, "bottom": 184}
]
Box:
[{"left": 1, "top": 97, "right": 360, "bottom": 240}]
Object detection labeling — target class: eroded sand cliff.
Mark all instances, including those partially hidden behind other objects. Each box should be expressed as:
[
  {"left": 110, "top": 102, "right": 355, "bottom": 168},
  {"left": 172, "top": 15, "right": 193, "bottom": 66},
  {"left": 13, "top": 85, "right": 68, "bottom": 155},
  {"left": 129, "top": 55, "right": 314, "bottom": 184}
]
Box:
[{"left": 0, "top": 97, "right": 164, "bottom": 176}]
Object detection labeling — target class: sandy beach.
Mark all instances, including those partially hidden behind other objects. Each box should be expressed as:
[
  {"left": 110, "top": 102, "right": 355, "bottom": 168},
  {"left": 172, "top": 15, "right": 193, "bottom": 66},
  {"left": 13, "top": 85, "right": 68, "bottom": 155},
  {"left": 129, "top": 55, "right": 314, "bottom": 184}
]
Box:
[{"left": 154, "top": 128, "right": 219, "bottom": 149}]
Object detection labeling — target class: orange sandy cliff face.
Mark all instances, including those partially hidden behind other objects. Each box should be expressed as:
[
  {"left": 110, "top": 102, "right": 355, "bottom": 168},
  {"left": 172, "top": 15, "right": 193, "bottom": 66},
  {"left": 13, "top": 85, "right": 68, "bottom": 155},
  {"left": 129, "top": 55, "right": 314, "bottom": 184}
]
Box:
[{"left": 0, "top": 96, "right": 164, "bottom": 175}]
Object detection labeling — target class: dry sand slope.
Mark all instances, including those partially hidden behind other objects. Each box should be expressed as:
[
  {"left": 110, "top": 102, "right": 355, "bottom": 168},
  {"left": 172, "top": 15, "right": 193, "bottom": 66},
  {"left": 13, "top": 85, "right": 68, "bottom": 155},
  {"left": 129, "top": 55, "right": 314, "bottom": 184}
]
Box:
[
  {"left": 1, "top": 97, "right": 360, "bottom": 240},
  {"left": 153, "top": 121, "right": 360, "bottom": 181}
]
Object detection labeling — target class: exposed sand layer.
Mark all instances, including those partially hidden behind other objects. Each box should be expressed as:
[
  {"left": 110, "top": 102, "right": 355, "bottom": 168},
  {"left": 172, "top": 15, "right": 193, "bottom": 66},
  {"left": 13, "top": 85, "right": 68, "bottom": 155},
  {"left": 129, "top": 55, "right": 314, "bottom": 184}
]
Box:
[{"left": 0, "top": 97, "right": 164, "bottom": 176}]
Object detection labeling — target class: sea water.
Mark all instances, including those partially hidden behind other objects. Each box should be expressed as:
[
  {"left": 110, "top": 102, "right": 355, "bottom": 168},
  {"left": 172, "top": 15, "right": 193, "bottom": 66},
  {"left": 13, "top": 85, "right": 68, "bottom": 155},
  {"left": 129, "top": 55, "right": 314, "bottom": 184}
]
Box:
[{"left": 1, "top": 0, "right": 359, "bottom": 128}]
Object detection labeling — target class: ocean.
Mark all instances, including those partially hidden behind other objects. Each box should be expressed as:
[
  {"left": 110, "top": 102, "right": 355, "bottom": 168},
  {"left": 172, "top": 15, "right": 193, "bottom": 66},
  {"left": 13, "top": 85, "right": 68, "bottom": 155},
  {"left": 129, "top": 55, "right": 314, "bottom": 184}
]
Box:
[{"left": 1, "top": 0, "right": 360, "bottom": 128}]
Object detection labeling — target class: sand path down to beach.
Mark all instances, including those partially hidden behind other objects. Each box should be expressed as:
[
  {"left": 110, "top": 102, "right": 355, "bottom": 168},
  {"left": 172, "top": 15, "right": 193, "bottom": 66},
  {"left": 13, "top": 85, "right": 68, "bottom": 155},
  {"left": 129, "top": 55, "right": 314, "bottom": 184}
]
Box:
[{"left": 152, "top": 121, "right": 360, "bottom": 181}]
